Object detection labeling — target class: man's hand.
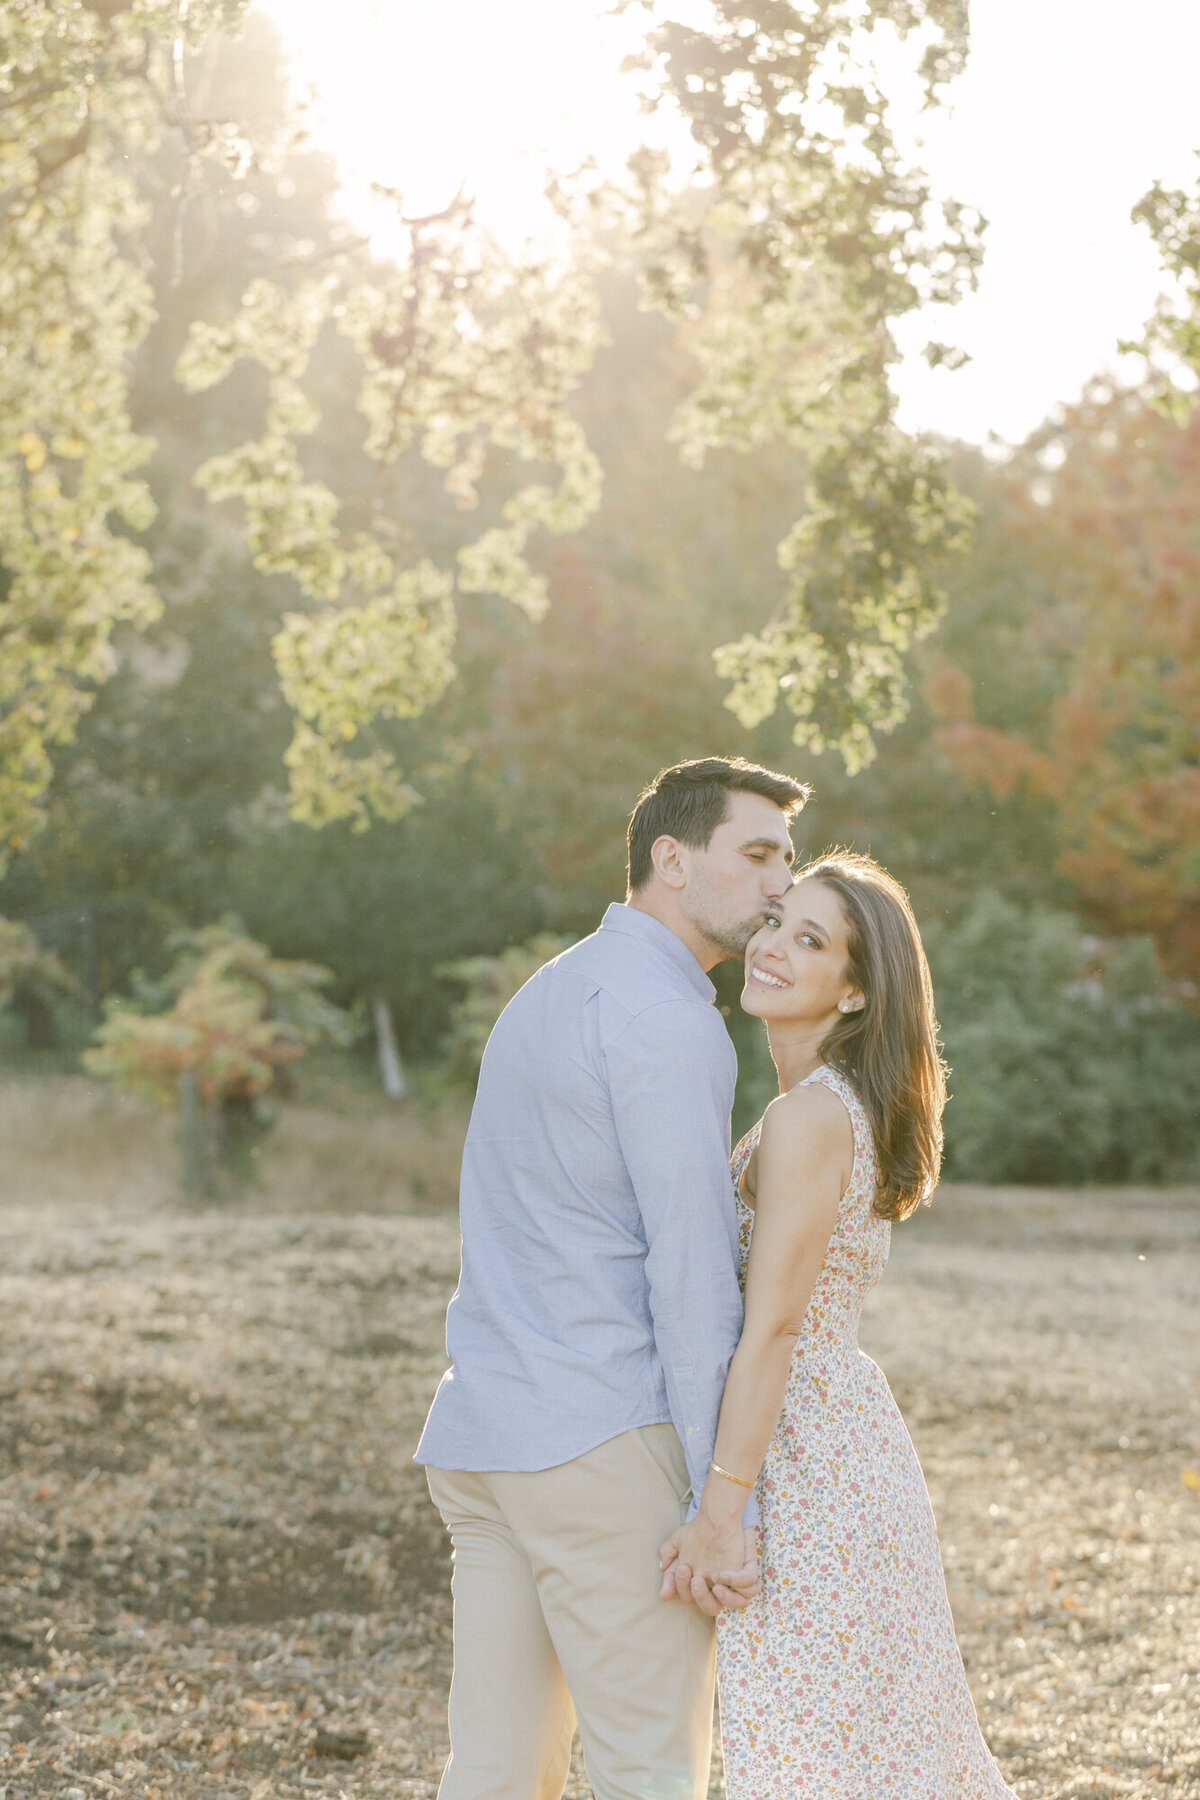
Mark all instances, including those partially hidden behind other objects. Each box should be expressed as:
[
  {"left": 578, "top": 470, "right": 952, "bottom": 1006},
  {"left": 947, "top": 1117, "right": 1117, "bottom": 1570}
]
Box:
[{"left": 659, "top": 1522, "right": 760, "bottom": 1617}]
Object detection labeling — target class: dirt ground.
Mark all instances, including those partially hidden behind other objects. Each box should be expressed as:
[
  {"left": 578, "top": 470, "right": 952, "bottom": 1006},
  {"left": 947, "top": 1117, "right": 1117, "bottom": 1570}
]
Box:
[{"left": 1, "top": 1080, "right": 1198, "bottom": 1799}]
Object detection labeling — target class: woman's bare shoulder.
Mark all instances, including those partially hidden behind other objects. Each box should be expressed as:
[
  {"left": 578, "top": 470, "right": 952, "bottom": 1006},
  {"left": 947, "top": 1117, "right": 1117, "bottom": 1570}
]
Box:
[{"left": 758, "top": 1079, "right": 854, "bottom": 1167}]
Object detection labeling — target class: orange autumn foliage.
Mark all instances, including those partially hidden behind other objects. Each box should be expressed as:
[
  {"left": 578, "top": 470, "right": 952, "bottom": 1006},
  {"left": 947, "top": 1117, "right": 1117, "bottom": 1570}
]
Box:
[{"left": 931, "top": 392, "right": 1200, "bottom": 984}]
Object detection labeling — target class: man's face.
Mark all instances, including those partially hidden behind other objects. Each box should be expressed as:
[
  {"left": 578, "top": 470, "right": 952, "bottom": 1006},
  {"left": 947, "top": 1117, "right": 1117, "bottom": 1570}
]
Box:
[{"left": 677, "top": 790, "right": 796, "bottom": 960}]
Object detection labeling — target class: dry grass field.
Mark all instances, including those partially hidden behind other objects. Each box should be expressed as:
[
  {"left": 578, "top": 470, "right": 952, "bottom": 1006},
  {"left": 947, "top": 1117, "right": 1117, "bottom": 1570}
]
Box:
[{"left": 1, "top": 1075, "right": 1198, "bottom": 1799}]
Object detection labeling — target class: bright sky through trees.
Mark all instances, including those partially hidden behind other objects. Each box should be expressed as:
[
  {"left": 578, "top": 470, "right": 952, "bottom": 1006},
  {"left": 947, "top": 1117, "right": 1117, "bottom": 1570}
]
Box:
[{"left": 261, "top": 0, "right": 1200, "bottom": 447}]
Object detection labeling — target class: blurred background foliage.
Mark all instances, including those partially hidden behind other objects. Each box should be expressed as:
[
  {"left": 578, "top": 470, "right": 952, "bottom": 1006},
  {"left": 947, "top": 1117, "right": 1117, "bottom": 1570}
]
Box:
[{"left": 2, "top": 5, "right": 1198, "bottom": 1189}]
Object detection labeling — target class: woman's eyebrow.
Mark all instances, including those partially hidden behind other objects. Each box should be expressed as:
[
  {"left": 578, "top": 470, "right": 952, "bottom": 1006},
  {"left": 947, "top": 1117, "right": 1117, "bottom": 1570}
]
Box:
[{"left": 796, "top": 918, "right": 829, "bottom": 940}]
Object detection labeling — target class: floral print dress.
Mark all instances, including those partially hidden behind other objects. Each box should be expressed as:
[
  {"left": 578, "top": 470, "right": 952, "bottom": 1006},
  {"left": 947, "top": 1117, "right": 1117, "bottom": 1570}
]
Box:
[{"left": 716, "top": 1064, "right": 1015, "bottom": 1799}]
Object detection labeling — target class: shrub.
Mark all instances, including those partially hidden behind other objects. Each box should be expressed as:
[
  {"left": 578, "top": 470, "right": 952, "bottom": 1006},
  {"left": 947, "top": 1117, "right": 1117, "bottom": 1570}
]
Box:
[
  {"left": 85, "top": 923, "right": 355, "bottom": 1195},
  {"left": 85, "top": 975, "right": 307, "bottom": 1111},
  {"left": 0, "top": 918, "right": 79, "bottom": 1050},
  {"left": 437, "top": 934, "right": 574, "bottom": 1084},
  {"left": 925, "top": 894, "right": 1200, "bottom": 1184}
]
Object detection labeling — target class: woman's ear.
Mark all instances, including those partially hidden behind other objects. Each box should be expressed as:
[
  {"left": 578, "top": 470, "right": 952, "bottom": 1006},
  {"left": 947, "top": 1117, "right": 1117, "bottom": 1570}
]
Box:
[{"left": 837, "top": 991, "right": 865, "bottom": 1016}]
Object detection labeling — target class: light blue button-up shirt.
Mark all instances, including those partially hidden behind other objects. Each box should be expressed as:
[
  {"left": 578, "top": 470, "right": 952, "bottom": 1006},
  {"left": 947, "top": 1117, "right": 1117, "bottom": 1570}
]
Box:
[{"left": 416, "top": 902, "right": 745, "bottom": 1506}]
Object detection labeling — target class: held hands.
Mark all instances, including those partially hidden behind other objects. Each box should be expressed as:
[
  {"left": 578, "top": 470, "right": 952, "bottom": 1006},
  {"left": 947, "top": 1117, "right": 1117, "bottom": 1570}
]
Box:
[{"left": 658, "top": 1521, "right": 760, "bottom": 1617}]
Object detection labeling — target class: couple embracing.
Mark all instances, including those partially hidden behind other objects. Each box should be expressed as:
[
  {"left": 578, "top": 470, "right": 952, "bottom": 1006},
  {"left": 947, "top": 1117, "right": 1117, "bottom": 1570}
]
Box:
[{"left": 416, "top": 757, "right": 1015, "bottom": 1800}]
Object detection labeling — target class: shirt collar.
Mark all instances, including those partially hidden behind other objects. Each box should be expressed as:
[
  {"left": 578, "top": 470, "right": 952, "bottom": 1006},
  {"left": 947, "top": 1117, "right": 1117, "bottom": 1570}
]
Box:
[{"left": 598, "top": 902, "right": 717, "bottom": 1003}]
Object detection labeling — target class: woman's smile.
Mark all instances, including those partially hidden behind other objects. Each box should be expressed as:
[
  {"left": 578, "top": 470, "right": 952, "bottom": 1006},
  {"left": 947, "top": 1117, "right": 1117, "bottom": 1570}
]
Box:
[{"left": 748, "top": 963, "right": 789, "bottom": 991}]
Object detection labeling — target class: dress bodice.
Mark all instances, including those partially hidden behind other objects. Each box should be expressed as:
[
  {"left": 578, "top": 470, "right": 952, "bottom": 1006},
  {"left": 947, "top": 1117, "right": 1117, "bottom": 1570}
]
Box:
[{"left": 730, "top": 1062, "right": 890, "bottom": 1359}]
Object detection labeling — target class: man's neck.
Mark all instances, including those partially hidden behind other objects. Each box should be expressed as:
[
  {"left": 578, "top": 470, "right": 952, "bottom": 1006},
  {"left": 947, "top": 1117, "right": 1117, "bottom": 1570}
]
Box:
[{"left": 625, "top": 891, "right": 721, "bottom": 973}]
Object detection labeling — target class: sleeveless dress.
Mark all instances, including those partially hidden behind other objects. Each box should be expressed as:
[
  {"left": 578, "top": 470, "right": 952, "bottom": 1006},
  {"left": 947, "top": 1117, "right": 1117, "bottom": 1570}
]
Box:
[{"left": 716, "top": 1064, "right": 1015, "bottom": 1800}]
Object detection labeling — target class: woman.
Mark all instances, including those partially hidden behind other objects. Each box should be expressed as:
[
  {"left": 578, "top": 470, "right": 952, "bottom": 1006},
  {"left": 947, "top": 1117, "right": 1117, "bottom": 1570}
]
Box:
[{"left": 661, "top": 850, "right": 1015, "bottom": 1797}]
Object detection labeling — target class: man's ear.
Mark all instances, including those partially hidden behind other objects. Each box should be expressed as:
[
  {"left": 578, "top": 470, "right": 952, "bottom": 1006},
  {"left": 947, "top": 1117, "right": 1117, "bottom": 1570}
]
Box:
[{"left": 649, "top": 834, "right": 688, "bottom": 891}]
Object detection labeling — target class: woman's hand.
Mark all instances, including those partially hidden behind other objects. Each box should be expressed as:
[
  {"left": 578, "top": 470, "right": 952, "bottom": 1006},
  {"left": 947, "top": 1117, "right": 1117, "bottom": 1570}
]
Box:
[{"left": 659, "top": 1523, "right": 760, "bottom": 1616}]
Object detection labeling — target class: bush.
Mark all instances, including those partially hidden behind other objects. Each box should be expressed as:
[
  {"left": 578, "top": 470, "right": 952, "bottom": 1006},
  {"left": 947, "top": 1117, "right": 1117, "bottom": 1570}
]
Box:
[
  {"left": 0, "top": 918, "right": 80, "bottom": 1050},
  {"left": 85, "top": 923, "right": 356, "bottom": 1196},
  {"left": 437, "top": 935, "right": 575, "bottom": 1085},
  {"left": 925, "top": 894, "right": 1200, "bottom": 1184}
]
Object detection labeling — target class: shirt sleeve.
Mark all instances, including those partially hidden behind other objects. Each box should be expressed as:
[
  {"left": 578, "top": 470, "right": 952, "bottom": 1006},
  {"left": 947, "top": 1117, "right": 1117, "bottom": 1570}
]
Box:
[{"left": 606, "top": 997, "right": 747, "bottom": 1514}]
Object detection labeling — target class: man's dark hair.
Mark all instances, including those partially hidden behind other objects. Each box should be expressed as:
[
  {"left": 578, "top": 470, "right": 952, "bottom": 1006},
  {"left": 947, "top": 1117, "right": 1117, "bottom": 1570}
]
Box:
[{"left": 626, "top": 756, "right": 811, "bottom": 893}]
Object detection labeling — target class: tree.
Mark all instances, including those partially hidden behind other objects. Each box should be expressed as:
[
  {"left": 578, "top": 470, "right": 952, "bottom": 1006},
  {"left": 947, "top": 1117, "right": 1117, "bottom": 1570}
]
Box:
[
  {"left": 465, "top": 268, "right": 813, "bottom": 925},
  {"left": 175, "top": 197, "right": 603, "bottom": 829},
  {"left": 608, "top": 0, "right": 983, "bottom": 768},
  {"left": 0, "top": 260, "right": 809, "bottom": 1040},
  {"left": 1128, "top": 157, "right": 1200, "bottom": 414},
  {"left": 929, "top": 392, "right": 1200, "bottom": 984},
  {"left": 1, "top": 1, "right": 603, "bottom": 856},
  {"left": 3, "top": 0, "right": 990, "bottom": 875},
  {"left": 0, "top": 0, "right": 233, "bottom": 858}
]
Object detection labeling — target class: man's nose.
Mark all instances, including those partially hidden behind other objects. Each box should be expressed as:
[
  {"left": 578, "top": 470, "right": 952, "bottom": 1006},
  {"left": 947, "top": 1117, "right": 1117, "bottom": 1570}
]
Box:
[{"left": 764, "top": 863, "right": 792, "bottom": 899}]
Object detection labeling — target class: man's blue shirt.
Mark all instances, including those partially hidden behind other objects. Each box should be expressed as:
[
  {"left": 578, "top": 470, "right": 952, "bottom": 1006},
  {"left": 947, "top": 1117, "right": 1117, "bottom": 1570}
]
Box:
[{"left": 415, "top": 902, "right": 745, "bottom": 1504}]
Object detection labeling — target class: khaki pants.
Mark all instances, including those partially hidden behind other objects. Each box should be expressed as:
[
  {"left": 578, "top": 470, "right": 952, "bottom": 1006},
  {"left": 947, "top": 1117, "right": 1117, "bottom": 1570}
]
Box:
[{"left": 426, "top": 1425, "right": 715, "bottom": 1800}]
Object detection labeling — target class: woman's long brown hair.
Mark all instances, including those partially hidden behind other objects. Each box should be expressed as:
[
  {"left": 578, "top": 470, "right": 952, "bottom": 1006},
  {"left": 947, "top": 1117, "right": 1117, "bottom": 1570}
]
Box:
[{"left": 799, "top": 850, "right": 947, "bottom": 1220}]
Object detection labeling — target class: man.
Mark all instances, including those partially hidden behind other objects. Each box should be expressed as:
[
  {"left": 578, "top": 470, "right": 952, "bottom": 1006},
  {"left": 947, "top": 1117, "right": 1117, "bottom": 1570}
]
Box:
[{"left": 416, "top": 756, "right": 810, "bottom": 1800}]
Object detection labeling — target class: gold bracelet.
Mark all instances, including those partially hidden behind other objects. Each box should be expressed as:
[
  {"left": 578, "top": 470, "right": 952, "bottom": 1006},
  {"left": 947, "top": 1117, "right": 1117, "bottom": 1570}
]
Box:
[{"left": 709, "top": 1458, "right": 755, "bottom": 1490}]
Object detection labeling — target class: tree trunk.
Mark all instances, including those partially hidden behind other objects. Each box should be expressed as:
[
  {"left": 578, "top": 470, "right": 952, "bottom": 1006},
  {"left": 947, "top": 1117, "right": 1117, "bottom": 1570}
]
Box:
[
  {"left": 13, "top": 985, "right": 57, "bottom": 1050},
  {"left": 372, "top": 995, "right": 407, "bottom": 1100},
  {"left": 178, "top": 1070, "right": 218, "bottom": 1200}
]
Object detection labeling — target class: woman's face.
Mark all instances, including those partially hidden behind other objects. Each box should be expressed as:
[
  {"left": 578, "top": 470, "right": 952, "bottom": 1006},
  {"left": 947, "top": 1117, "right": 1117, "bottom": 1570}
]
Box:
[{"left": 741, "top": 878, "right": 863, "bottom": 1028}]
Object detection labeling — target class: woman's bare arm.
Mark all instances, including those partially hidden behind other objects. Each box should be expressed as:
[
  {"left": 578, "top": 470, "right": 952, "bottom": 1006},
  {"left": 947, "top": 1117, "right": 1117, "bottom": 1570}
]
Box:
[{"left": 660, "top": 1082, "right": 853, "bottom": 1611}]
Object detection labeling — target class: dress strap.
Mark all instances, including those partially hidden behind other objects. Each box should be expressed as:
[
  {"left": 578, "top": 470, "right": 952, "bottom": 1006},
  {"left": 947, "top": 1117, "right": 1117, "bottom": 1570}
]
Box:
[{"left": 797, "top": 1061, "right": 854, "bottom": 1100}]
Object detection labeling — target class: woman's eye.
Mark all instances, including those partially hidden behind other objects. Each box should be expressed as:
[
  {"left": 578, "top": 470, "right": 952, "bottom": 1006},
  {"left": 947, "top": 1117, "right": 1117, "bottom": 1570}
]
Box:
[
  {"left": 799, "top": 932, "right": 820, "bottom": 949},
  {"left": 763, "top": 916, "right": 781, "bottom": 929}
]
